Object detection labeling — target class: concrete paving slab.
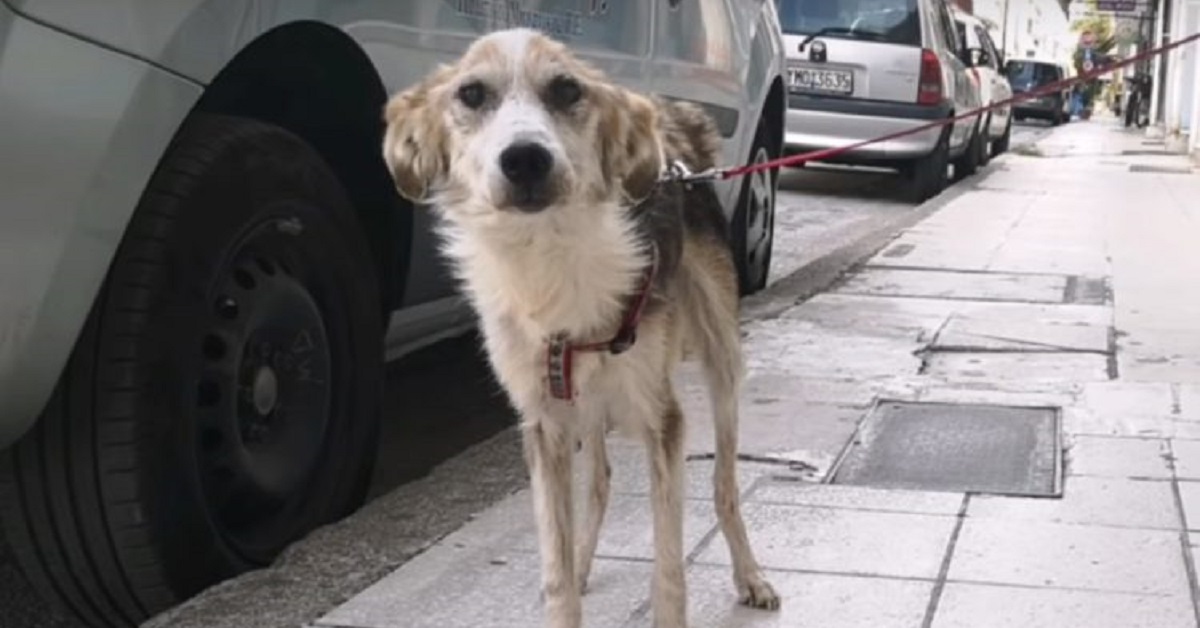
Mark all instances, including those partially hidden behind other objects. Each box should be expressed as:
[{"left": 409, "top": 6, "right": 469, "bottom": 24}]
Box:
[
  {"left": 834, "top": 268, "right": 1068, "bottom": 303},
  {"left": 1181, "top": 384, "right": 1200, "bottom": 421},
  {"left": 750, "top": 482, "right": 963, "bottom": 516},
  {"left": 923, "top": 352, "right": 1111, "bottom": 383},
  {"left": 947, "top": 519, "right": 1188, "bottom": 595},
  {"left": 931, "top": 582, "right": 1197, "bottom": 628},
  {"left": 316, "top": 552, "right": 652, "bottom": 628},
  {"left": 1172, "top": 440, "right": 1200, "bottom": 480},
  {"left": 1062, "top": 406, "right": 1200, "bottom": 440},
  {"left": 914, "top": 384, "right": 1076, "bottom": 409},
  {"left": 623, "top": 566, "right": 933, "bottom": 628},
  {"left": 693, "top": 502, "right": 956, "bottom": 579},
  {"left": 1066, "top": 435, "right": 1173, "bottom": 479},
  {"left": 933, "top": 315, "right": 1110, "bottom": 353},
  {"left": 1081, "top": 381, "right": 1177, "bottom": 419},
  {"left": 600, "top": 441, "right": 771, "bottom": 501},
  {"left": 1178, "top": 482, "right": 1200, "bottom": 532},
  {"left": 967, "top": 477, "right": 1178, "bottom": 530}
]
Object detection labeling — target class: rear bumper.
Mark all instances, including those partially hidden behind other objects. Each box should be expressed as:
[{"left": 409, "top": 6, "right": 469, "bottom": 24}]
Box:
[
  {"left": 784, "top": 93, "right": 952, "bottom": 162},
  {"left": 1013, "top": 94, "right": 1065, "bottom": 118}
]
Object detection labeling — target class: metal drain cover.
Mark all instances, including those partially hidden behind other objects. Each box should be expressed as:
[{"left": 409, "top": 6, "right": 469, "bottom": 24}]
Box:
[
  {"left": 1129, "top": 164, "right": 1194, "bottom": 175},
  {"left": 831, "top": 401, "right": 1062, "bottom": 497}
]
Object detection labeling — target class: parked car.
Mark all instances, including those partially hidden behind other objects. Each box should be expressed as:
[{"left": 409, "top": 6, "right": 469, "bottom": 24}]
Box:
[
  {"left": 0, "top": 3, "right": 786, "bottom": 626},
  {"left": 777, "top": 0, "right": 985, "bottom": 203},
  {"left": 1006, "top": 58, "right": 1073, "bottom": 125},
  {"left": 952, "top": 7, "right": 1014, "bottom": 159}
]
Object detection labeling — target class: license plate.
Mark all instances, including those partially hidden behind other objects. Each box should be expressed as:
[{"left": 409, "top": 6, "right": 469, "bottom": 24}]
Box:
[{"left": 790, "top": 67, "right": 854, "bottom": 95}]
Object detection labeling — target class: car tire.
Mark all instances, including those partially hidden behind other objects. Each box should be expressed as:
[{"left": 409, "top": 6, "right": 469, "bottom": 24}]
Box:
[
  {"left": 0, "top": 114, "right": 383, "bottom": 628},
  {"left": 732, "top": 113, "right": 778, "bottom": 295},
  {"left": 992, "top": 116, "right": 1012, "bottom": 157},
  {"left": 903, "top": 128, "right": 949, "bottom": 204},
  {"left": 953, "top": 122, "right": 983, "bottom": 181},
  {"left": 977, "top": 114, "right": 992, "bottom": 168}
]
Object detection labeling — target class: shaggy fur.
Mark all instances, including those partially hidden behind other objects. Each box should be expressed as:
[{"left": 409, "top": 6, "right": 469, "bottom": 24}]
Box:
[{"left": 382, "top": 28, "right": 779, "bottom": 628}]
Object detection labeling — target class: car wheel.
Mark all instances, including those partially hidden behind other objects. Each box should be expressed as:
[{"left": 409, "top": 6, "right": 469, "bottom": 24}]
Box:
[
  {"left": 732, "top": 114, "right": 778, "bottom": 295},
  {"left": 0, "top": 114, "right": 383, "bottom": 628},
  {"left": 977, "top": 114, "right": 992, "bottom": 168},
  {"left": 903, "top": 128, "right": 949, "bottom": 204},
  {"left": 992, "top": 116, "right": 1012, "bottom": 157},
  {"left": 953, "top": 123, "right": 983, "bottom": 181}
]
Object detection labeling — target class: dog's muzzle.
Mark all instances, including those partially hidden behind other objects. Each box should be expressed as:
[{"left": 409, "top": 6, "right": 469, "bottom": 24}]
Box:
[{"left": 499, "top": 142, "right": 556, "bottom": 212}]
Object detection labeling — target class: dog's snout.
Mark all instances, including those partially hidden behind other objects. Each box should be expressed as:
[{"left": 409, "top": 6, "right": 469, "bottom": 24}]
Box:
[{"left": 500, "top": 143, "right": 553, "bottom": 187}]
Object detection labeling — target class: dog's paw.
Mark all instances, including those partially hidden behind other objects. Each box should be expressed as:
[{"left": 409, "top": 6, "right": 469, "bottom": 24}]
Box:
[{"left": 738, "top": 575, "right": 781, "bottom": 611}]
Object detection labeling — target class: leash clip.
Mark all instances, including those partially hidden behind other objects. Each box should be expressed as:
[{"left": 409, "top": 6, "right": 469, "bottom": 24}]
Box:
[{"left": 661, "top": 160, "right": 721, "bottom": 185}]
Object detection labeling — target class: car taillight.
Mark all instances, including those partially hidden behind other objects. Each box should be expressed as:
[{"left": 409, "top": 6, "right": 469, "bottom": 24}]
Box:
[{"left": 918, "top": 48, "right": 943, "bottom": 105}]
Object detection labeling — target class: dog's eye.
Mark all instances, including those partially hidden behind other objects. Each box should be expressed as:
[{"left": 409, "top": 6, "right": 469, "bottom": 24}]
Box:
[
  {"left": 457, "top": 81, "right": 488, "bottom": 109},
  {"left": 546, "top": 76, "right": 583, "bottom": 110}
]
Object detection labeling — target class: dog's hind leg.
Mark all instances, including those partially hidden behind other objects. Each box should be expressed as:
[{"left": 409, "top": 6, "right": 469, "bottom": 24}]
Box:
[
  {"left": 695, "top": 294, "right": 780, "bottom": 611},
  {"left": 645, "top": 392, "right": 688, "bottom": 627},
  {"left": 523, "top": 418, "right": 582, "bottom": 628},
  {"left": 575, "top": 419, "right": 611, "bottom": 594}
]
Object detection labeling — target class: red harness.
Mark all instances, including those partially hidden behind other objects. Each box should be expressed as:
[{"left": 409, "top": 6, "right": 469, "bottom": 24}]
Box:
[{"left": 545, "top": 247, "right": 660, "bottom": 402}]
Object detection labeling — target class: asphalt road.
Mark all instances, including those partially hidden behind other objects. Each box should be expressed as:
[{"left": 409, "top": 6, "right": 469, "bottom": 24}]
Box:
[{"left": 0, "top": 120, "right": 1054, "bottom": 628}]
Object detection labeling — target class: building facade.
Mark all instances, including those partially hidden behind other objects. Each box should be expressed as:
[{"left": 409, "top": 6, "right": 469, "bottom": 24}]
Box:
[
  {"left": 966, "top": 0, "right": 1074, "bottom": 64},
  {"left": 1151, "top": 0, "right": 1200, "bottom": 154}
]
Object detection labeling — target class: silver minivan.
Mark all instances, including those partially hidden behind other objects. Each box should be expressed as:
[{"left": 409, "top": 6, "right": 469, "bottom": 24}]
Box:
[
  {"left": 0, "top": 3, "right": 785, "bottom": 626},
  {"left": 778, "top": 0, "right": 985, "bottom": 202}
]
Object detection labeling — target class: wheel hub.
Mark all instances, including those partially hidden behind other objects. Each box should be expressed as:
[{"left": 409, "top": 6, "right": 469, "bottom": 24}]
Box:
[
  {"left": 744, "top": 145, "right": 775, "bottom": 281},
  {"left": 193, "top": 221, "right": 334, "bottom": 562}
]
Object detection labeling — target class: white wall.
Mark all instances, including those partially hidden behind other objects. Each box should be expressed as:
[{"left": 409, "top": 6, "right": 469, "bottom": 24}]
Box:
[{"left": 973, "top": 0, "right": 1073, "bottom": 64}]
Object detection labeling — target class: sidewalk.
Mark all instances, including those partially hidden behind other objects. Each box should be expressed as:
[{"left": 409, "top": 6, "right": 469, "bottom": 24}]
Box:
[{"left": 314, "top": 120, "right": 1200, "bottom": 628}]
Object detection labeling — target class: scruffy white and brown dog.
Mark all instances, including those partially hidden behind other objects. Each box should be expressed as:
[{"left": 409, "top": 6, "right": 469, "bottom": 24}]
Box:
[{"left": 382, "top": 28, "right": 779, "bottom": 628}]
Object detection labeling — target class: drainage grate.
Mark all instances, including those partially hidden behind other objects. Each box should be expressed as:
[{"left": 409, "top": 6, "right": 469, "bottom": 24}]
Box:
[
  {"left": 1129, "top": 164, "right": 1194, "bottom": 175},
  {"left": 831, "top": 401, "right": 1062, "bottom": 497},
  {"left": 1121, "top": 149, "right": 1175, "bottom": 156}
]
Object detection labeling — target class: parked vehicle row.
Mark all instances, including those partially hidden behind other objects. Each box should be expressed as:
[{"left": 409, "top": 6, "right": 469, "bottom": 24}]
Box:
[{"left": 0, "top": 3, "right": 786, "bottom": 627}]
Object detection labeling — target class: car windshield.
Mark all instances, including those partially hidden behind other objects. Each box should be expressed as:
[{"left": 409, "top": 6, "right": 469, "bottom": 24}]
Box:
[
  {"left": 776, "top": 0, "right": 921, "bottom": 46},
  {"left": 1006, "top": 61, "right": 1060, "bottom": 85}
]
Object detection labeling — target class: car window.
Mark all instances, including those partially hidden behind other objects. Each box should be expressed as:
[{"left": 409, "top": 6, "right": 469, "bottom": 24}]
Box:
[
  {"left": 1005, "top": 61, "right": 1060, "bottom": 84},
  {"left": 775, "top": 0, "right": 921, "bottom": 46},
  {"left": 977, "top": 26, "right": 1001, "bottom": 68},
  {"left": 936, "top": 1, "right": 961, "bottom": 55}
]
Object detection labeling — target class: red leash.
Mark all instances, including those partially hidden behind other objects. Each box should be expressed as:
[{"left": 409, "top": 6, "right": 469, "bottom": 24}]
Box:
[{"left": 668, "top": 30, "right": 1200, "bottom": 184}]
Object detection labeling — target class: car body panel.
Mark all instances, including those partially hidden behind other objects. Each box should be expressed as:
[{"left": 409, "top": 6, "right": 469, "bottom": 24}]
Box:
[
  {"left": 0, "top": 0, "right": 784, "bottom": 448},
  {"left": 778, "top": 0, "right": 979, "bottom": 163},
  {"left": 953, "top": 8, "right": 1012, "bottom": 140}
]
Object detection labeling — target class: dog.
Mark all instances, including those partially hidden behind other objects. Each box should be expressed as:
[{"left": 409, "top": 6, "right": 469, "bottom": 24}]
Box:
[{"left": 382, "top": 28, "right": 779, "bottom": 628}]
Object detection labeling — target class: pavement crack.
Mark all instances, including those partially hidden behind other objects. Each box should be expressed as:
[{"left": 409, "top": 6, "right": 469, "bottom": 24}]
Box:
[{"left": 920, "top": 494, "right": 970, "bottom": 628}]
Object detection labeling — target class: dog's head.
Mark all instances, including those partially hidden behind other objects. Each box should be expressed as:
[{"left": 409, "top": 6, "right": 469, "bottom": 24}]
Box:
[{"left": 383, "top": 28, "right": 663, "bottom": 216}]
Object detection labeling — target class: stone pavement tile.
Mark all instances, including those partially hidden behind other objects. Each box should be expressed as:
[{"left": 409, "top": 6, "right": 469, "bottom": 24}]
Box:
[
  {"left": 833, "top": 267, "right": 1068, "bottom": 303},
  {"left": 1178, "top": 482, "right": 1200, "bottom": 532},
  {"left": 317, "top": 551, "right": 651, "bottom": 628},
  {"left": 1063, "top": 406, "right": 1200, "bottom": 440},
  {"left": 1182, "top": 385, "right": 1200, "bottom": 421},
  {"left": 948, "top": 519, "right": 1187, "bottom": 595},
  {"left": 694, "top": 502, "right": 956, "bottom": 579},
  {"left": 967, "top": 477, "right": 1178, "bottom": 530},
  {"left": 923, "top": 352, "right": 1111, "bottom": 383},
  {"left": 600, "top": 441, "right": 770, "bottom": 501},
  {"left": 750, "top": 482, "right": 963, "bottom": 516},
  {"left": 915, "top": 383, "right": 1076, "bottom": 408},
  {"left": 1081, "top": 381, "right": 1176, "bottom": 419},
  {"left": 624, "top": 566, "right": 932, "bottom": 628},
  {"left": 1066, "top": 435, "right": 1172, "bottom": 479},
  {"left": 1173, "top": 440, "right": 1200, "bottom": 480},
  {"left": 930, "top": 583, "right": 1196, "bottom": 628},
  {"left": 784, "top": 293, "right": 956, "bottom": 338},
  {"left": 933, "top": 315, "right": 1109, "bottom": 353}
]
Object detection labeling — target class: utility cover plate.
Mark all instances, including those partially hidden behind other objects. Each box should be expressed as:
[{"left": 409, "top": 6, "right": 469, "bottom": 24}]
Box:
[
  {"left": 831, "top": 401, "right": 1062, "bottom": 497},
  {"left": 1129, "top": 164, "right": 1194, "bottom": 175}
]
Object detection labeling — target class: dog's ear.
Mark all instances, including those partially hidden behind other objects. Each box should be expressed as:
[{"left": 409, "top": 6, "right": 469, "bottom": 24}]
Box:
[
  {"left": 600, "top": 88, "right": 663, "bottom": 204},
  {"left": 383, "top": 68, "right": 453, "bottom": 203}
]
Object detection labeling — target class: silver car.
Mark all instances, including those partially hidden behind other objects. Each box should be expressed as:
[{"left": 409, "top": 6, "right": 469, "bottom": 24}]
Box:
[
  {"left": 0, "top": 3, "right": 785, "bottom": 626},
  {"left": 777, "top": 0, "right": 985, "bottom": 202}
]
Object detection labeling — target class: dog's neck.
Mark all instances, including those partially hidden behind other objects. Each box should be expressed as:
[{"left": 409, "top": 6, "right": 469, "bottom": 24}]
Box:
[{"left": 440, "top": 201, "right": 650, "bottom": 342}]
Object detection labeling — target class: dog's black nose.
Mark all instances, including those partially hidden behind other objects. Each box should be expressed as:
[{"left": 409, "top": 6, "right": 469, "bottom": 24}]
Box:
[{"left": 499, "top": 142, "right": 553, "bottom": 188}]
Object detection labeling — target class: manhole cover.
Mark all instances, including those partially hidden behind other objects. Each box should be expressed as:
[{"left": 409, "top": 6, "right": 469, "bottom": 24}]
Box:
[
  {"left": 831, "top": 401, "right": 1062, "bottom": 497},
  {"left": 1129, "top": 164, "right": 1194, "bottom": 175}
]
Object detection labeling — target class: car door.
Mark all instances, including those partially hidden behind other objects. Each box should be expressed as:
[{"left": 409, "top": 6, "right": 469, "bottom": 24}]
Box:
[
  {"left": 975, "top": 24, "right": 1011, "bottom": 134},
  {"left": 338, "top": 1, "right": 655, "bottom": 308},
  {"left": 649, "top": 0, "right": 747, "bottom": 174},
  {"left": 930, "top": 0, "right": 975, "bottom": 150}
]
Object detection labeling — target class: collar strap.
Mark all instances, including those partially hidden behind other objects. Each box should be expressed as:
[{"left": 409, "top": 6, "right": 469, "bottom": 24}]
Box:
[{"left": 546, "top": 246, "right": 660, "bottom": 401}]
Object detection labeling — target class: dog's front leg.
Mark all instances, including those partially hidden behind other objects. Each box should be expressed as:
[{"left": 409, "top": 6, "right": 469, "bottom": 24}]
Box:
[
  {"left": 523, "top": 417, "right": 582, "bottom": 628},
  {"left": 646, "top": 397, "right": 687, "bottom": 628},
  {"left": 575, "top": 419, "right": 610, "bottom": 594}
]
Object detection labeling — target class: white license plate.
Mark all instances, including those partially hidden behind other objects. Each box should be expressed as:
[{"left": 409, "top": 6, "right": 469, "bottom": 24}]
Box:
[{"left": 790, "top": 68, "right": 854, "bottom": 95}]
